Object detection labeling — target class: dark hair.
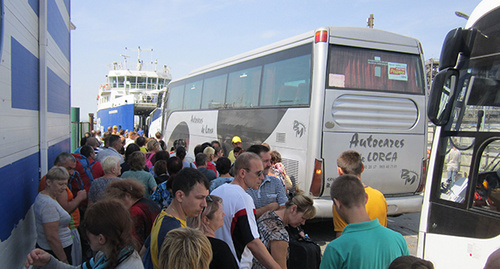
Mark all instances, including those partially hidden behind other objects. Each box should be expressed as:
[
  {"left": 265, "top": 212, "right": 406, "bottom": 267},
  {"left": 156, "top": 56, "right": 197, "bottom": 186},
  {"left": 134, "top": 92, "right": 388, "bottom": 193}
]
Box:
[
  {"left": 82, "top": 199, "right": 134, "bottom": 268},
  {"left": 155, "top": 151, "right": 170, "bottom": 162},
  {"left": 233, "top": 146, "right": 242, "bottom": 154},
  {"left": 195, "top": 153, "right": 208, "bottom": 166},
  {"left": 54, "top": 152, "right": 76, "bottom": 166},
  {"left": 124, "top": 143, "right": 141, "bottom": 163},
  {"left": 330, "top": 174, "right": 366, "bottom": 208},
  {"left": 337, "top": 150, "right": 363, "bottom": 176},
  {"left": 172, "top": 168, "right": 209, "bottom": 196},
  {"left": 167, "top": 157, "right": 183, "bottom": 176},
  {"left": 176, "top": 146, "right": 187, "bottom": 161},
  {"left": 135, "top": 136, "right": 146, "bottom": 147},
  {"left": 128, "top": 151, "right": 146, "bottom": 171},
  {"left": 216, "top": 157, "right": 231, "bottom": 175},
  {"left": 155, "top": 132, "right": 162, "bottom": 139},
  {"left": 173, "top": 139, "right": 186, "bottom": 149},
  {"left": 193, "top": 144, "right": 203, "bottom": 155},
  {"left": 80, "top": 136, "right": 88, "bottom": 147},
  {"left": 154, "top": 160, "right": 168, "bottom": 176},
  {"left": 80, "top": 145, "right": 94, "bottom": 159},
  {"left": 108, "top": 134, "right": 122, "bottom": 148},
  {"left": 211, "top": 140, "right": 221, "bottom": 148},
  {"left": 389, "top": 255, "right": 434, "bottom": 269},
  {"left": 246, "top": 144, "right": 270, "bottom": 156}
]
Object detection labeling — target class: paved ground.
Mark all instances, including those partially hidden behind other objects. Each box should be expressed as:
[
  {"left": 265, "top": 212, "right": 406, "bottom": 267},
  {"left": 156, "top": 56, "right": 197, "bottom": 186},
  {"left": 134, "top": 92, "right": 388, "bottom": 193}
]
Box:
[{"left": 305, "top": 212, "right": 421, "bottom": 256}]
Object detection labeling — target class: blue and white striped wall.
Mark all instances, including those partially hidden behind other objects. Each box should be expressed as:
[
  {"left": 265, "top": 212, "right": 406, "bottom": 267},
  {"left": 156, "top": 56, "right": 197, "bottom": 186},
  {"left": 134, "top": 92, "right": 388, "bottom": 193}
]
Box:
[{"left": 0, "top": 0, "right": 71, "bottom": 267}]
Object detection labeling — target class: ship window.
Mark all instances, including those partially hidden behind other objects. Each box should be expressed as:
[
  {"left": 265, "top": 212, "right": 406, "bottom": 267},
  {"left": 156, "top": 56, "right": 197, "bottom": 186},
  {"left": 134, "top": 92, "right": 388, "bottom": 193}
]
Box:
[
  {"left": 126, "top": 76, "right": 137, "bottom": 88},
  {"left": 137, "top": 77, "right": 146, "bottom": 89},
  {"left": 118, "top": 76, "right": 125, "bottom": 87},
  {"left": 159, "top": 79, "right": 166, "bottom": 89},
  {"left": 110, "top": 76, "right": 118, "bottom": 88},
  {"left": 148, "top": 77, "right": 157, "bottom": 89}
]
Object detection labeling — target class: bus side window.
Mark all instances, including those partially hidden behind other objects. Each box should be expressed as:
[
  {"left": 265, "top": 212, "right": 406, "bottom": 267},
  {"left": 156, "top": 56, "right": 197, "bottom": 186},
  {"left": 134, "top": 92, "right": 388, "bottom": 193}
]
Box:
[
  {"left": 438, "top": 137, "right": 474, "bottom": 204},
  {"left": 474, "top": 139, "right": 500, "bottom": 212}
]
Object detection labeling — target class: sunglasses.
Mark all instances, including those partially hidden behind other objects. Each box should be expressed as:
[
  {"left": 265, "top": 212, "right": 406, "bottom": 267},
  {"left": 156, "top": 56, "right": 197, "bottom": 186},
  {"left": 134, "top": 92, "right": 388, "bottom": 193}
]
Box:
[{"left": 244, "top": 168, "right": 264, "bottom": 177}]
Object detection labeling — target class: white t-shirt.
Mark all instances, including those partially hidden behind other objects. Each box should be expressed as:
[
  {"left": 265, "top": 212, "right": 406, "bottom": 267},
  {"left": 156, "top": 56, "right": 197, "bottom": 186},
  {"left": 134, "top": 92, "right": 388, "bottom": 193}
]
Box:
[
  {"left": 213, "top": 183, "right": 259, "bottom": 269},
  {"left": 34, "top": 193, "right": 72, "bottom": 250}
]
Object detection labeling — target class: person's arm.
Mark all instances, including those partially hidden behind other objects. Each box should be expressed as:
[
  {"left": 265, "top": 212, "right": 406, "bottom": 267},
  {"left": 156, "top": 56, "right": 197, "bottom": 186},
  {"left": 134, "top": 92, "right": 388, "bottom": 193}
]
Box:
[
  {"left": 255, "top": 202, "right": 280, "bottom": 219},
  {"left": 57, "top": 189, "right": 86, "bottom": 214},
  {"left": 25, "top": 249, "right": 78, "bottom": 269},
  {"left": 269, "top": 240, "right": 288, "bottom": 269},
  {"left": 43, "top": 221, "right": 68, "bottom": 263},
  {"left": 247, "top": 238, "right": 281, "bottom": 269}
]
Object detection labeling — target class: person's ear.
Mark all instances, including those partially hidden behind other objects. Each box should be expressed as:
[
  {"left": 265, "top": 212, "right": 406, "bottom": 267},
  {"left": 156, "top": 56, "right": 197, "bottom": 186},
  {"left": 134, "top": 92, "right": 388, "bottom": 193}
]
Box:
[
  {"left": 337, "top": 167, "right": 344, "bottom": 176},
  {"left": 202, "top": 215, "right": 210, "bottom": 226},
  {"left": 98, "top": 234, "right": 106, "bottom": 245},
  {"left": 364, "top": 193, "right": 369, "bottom": 205},
  {"left": 361, "top": 164, "right": 364, "bottom": 174},
  {"left": 333, "top": 198, "right": 341, "bottom": 210},
  {"left": 175, "top": 190, "right": 185, "bottom": 203}
]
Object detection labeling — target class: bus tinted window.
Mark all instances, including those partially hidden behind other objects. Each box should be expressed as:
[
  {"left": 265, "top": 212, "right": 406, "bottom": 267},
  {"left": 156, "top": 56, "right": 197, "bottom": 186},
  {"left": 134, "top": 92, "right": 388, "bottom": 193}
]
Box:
[
  {"left": 226, "top": 66, "right": 261, "bottom": 107},
  {"left": 201, "top": 74, "right": 227, "bottom": 109},
  {"left": 327, "top": 45, "right": 424, "bottom": 94},
  {"left": 167, "top": 84, "right": 184, "bottom": 110},
  {"left": 261, "top": 54, "right": 311, "bottom": 106},
  {"left": 184, "top": 80, "right": 203, "bottom": 110}
]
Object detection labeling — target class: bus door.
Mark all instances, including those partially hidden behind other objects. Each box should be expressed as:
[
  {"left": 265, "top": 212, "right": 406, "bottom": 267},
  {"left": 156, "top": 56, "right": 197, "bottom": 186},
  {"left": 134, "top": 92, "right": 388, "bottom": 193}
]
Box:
[{"left": 420, "top": 13, "right": 500, "bottom": 266}]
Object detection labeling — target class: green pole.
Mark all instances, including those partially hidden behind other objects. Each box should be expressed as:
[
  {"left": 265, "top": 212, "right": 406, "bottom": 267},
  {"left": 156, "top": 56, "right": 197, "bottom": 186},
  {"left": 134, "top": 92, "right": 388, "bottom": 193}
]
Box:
[{"left": 71, "top": 107, "right": 80, "bottom": 152}]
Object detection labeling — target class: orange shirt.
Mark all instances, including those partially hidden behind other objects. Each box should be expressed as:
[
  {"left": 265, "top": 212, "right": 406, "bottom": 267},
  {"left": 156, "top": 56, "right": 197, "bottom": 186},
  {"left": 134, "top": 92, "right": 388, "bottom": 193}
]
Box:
[
  {"left": 332, "top": 186, "right": 388, "bottom": 232},
  {"left": 38, "top": 175, "right": 80, "bottom": 228}
]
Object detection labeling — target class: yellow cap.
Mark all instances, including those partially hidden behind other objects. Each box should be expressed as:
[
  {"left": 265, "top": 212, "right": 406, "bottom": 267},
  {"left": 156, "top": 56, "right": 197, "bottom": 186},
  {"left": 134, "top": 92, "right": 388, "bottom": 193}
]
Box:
[
  {"left": 232, "top": 136, "right": 242, "bottom": 143},
  {"left": 113, "top": 125, "right": 118, "bottom": 129}
]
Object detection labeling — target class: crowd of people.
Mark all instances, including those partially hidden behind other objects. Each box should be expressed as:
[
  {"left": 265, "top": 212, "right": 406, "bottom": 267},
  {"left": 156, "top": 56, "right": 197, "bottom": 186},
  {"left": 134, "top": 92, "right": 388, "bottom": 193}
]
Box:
[{"left": 30, "top": 127, "right": 500, "bottom": 268}]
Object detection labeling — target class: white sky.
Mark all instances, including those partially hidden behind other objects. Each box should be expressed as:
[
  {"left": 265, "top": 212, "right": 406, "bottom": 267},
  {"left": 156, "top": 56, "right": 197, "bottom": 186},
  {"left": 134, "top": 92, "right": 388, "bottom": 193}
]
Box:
[{"left": 70, "top": 0, "right": 481, "bottom": 120}]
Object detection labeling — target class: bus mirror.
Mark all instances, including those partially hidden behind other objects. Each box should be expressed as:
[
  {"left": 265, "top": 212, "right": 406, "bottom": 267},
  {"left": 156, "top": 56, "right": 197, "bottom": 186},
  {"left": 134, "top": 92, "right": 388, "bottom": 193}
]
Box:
[
  {"left": 428, "top": 68, "right": 459, "bottom": 126},
  {"left": 439, "top": 28, "right": 464, "bottom": 70}
]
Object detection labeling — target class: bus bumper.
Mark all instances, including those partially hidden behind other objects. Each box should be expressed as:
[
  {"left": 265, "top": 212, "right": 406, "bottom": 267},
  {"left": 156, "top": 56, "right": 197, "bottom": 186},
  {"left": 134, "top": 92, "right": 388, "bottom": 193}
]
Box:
[
  {"left": 312, "top": 193, "right": 423, "bottom": 218},
  {"left": 385, "top": 193, "right": 423, "bottom": 215}
]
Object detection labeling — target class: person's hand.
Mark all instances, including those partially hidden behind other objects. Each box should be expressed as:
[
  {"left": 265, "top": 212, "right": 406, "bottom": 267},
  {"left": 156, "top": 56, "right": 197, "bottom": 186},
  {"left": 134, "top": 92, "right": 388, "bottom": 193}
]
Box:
[
  {"left": 25, "top": 248, "right": 51, "bottom": 268},
  {"left": 76, "top": 189, "right": 87, "bottom": 202}
]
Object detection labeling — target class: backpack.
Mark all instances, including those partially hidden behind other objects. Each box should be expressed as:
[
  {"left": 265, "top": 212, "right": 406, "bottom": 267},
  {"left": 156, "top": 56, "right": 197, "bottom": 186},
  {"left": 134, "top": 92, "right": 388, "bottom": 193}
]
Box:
[
  {"left": 75, "top": 154, "right": 97, "bottom": 184},
  {"left": 145, "top": 152, "right": 156, "bottom": 170}
]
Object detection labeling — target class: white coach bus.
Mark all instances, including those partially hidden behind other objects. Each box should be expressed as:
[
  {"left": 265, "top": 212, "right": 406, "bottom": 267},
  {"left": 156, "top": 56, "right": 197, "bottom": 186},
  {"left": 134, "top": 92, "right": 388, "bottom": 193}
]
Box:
[
  {"left": 418, "top": 0, "right": 500, "bottom": 267},
  {"left": 160, "top": 26, "right": 428, "bottom": 217}
]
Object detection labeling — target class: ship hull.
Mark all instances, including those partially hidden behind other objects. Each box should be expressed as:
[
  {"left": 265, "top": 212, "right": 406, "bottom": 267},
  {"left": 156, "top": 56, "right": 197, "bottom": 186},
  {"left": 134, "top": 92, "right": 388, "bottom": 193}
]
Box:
[{"left": 96, "top": 104, "right": 135, "bottom": 131}]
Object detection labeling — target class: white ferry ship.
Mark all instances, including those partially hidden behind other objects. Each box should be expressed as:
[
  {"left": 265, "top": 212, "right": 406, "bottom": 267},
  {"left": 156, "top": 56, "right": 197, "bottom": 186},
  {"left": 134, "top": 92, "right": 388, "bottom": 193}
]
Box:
[{"left": 96, "top": 47, "right": 171, "bottom": 133}]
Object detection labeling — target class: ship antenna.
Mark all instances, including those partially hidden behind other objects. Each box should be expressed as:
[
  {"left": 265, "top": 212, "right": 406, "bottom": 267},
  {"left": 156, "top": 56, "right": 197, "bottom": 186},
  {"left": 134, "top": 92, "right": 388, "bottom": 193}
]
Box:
[{"left": 120, "top": 53, "right": 130, "bottom": 70}]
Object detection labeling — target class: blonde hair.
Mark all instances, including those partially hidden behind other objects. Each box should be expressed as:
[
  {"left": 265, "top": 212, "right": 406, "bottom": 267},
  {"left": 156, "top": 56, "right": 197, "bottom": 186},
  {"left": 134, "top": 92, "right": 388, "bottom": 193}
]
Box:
[
  {"left": 187, "top": 195, "right": 222, "bottom": 232},
  {"left": 159, "top": 227, "right": 212, "bottom": 269},
  {"left": 286, "top": 192, "right": 316, "bottom": 219},
  {"left": 47, "top": 166, "right": 70, "bottom": 181}
]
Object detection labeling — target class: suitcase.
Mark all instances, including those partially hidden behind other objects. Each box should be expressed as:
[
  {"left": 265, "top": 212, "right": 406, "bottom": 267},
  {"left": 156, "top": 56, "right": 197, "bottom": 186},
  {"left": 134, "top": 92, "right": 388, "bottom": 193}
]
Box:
[{"left": 286, "top": 226, "right": 322, "bottom": 269}]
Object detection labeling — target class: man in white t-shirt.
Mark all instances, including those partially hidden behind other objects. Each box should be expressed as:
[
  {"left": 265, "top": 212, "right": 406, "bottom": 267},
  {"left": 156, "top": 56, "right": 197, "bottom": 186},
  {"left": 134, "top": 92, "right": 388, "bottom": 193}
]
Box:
[{"left": 213, "top": 152, "right": 280, "bottom": 269}]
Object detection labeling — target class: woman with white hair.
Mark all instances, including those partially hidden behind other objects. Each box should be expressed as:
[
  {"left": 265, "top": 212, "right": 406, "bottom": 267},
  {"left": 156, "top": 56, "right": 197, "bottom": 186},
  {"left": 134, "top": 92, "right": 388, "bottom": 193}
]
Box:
[{"left": 88, "top": 156, "right": 122, "bottom": 204}]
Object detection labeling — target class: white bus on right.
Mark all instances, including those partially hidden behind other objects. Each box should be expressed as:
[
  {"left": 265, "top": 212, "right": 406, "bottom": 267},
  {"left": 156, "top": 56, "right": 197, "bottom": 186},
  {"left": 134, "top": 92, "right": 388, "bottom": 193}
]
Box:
[{"left": 418, "top": 0, "right": 500, "bottom": 267}]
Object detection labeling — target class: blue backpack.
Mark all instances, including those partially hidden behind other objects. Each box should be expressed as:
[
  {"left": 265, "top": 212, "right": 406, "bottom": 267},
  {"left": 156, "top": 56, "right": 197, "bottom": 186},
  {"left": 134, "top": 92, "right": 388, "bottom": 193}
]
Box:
[{"left": 76, "top": 154, "right": 97, "bottom": 184}]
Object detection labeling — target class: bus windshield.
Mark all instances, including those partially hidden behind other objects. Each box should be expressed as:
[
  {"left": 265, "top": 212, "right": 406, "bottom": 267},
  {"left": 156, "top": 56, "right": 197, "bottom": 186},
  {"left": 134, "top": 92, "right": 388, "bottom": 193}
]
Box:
[{"left": 327, "top": 45, "right": 425, "bottom": 94}]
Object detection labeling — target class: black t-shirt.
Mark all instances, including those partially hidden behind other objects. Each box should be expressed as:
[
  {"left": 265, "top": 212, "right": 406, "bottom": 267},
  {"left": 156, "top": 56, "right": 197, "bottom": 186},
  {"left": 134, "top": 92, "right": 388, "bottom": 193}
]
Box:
[{"left": 208, "top": 237, "right": 238, "bottom": 269}]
